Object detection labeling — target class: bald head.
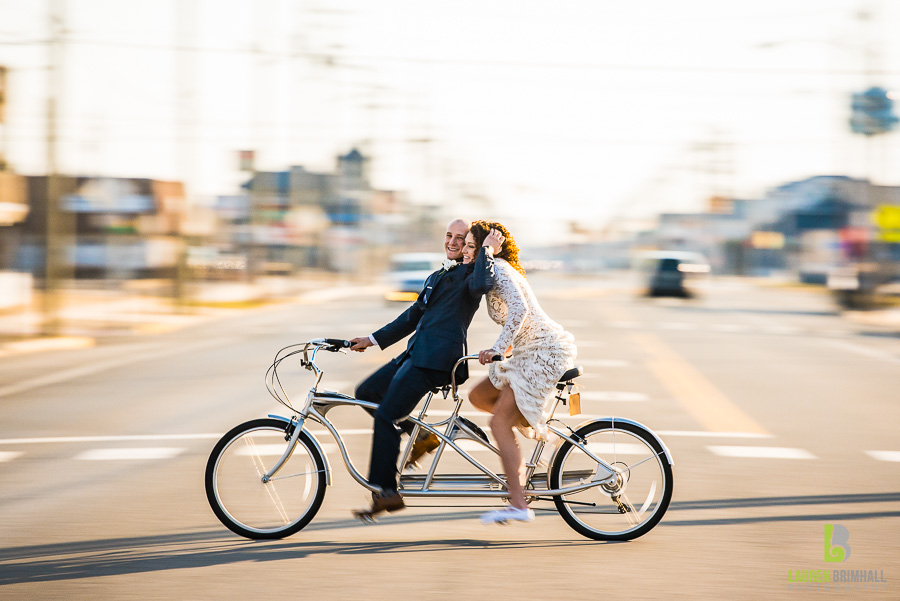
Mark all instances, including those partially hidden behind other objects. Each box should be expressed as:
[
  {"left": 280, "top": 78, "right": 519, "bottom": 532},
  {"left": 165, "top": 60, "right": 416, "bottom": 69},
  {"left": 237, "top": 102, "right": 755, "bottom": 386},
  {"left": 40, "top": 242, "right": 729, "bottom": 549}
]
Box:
[{"left": 444, "top": 218, "right": 470, "bottom": 260}]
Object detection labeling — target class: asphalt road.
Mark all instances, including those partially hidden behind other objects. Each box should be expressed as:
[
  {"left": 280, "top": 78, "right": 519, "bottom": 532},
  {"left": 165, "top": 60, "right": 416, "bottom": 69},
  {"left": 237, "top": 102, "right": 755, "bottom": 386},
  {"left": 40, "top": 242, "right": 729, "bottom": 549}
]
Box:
[{"left": 1, "top": 274, "right": 898, "bottom": 600}]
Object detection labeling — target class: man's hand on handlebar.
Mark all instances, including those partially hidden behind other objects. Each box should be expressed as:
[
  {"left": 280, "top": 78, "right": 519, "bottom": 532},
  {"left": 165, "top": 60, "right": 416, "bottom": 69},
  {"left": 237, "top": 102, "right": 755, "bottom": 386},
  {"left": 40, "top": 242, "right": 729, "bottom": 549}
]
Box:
[{"left": 349, "top": 336, "right": 373, "bottom": 352}]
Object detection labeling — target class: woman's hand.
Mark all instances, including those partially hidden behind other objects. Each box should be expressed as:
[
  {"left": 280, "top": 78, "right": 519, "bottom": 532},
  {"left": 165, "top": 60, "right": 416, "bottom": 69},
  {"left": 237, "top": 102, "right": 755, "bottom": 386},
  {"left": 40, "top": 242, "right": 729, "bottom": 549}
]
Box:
[
  {"left": 483, "top": 228, "right": 505, "bottom": 254},
  {"left": 478, "top": 348, "right": 501, "bottom": 365}
]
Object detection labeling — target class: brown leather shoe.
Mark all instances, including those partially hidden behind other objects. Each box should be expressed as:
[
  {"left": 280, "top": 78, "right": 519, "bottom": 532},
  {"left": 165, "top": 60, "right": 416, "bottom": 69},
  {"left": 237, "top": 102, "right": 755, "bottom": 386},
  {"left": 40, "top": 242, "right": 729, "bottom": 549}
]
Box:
[
  {"left": 403, "top": 431, "right": 441, "bottom": 469},
  {"left": 352, "top": 491, "right": 406, "bottom": 523}
]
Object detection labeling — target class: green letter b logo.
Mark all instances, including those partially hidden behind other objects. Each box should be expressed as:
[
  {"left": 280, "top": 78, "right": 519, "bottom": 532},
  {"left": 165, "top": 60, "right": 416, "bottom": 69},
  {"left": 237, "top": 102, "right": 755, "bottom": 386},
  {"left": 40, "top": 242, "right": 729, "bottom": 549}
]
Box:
[{"left": 824, "top": 524, "right": 850, "bottom": 562}]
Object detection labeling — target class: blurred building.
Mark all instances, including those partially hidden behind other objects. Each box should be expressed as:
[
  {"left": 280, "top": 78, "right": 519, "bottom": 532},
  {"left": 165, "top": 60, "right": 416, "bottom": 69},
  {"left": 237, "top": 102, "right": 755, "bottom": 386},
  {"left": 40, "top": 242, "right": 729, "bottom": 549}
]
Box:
[
  {"left": 10, "top": 175, "right": 189, "bottom": 279},
  {"left": 640, "top": 175, "right": 900, "bottom": 282},
  {"left": 226, "top": 148, "right": 440, "bottom": 276}
]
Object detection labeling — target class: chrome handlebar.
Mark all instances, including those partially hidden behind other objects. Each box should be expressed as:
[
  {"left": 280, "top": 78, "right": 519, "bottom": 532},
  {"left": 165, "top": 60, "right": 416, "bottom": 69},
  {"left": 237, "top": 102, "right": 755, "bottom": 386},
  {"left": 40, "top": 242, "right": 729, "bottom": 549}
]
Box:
[{"left": 450, "top": 353, "right": 504, "bottom": 392}]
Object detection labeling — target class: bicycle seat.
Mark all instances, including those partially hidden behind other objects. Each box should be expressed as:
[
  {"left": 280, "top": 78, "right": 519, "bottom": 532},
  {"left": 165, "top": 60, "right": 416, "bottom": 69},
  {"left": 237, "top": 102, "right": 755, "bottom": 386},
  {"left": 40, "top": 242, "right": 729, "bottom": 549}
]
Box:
[{"left": 558, "top": 366, "right": 583, "bottom": 382}]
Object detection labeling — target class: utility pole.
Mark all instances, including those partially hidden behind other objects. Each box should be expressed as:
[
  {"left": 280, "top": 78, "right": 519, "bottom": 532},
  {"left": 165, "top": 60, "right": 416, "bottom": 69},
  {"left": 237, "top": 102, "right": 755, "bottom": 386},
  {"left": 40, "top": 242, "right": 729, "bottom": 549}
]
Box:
[
  {"left": 42, "top": 0, "right": 71, "bottom": 336},
  {"left": 173, "top": 0, "right": 199, "bottom": 308}
]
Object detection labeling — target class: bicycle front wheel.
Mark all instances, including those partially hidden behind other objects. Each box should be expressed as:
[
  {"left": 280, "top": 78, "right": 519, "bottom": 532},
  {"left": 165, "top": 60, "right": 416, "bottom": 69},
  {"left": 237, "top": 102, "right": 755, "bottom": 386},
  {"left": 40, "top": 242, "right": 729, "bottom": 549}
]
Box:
[
  {"left": 205, "top": 418, "right": 327, "bottom": 539},
  {"left": 550, "top": 420, "right": 673, "bottom": 541}
]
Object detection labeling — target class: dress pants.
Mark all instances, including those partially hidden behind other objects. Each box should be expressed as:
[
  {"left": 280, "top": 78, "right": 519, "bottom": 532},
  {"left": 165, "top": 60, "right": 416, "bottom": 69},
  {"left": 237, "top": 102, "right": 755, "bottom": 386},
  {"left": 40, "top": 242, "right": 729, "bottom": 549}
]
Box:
[{"left": 355, "top": 356, "right": 447, "bottom": 493}]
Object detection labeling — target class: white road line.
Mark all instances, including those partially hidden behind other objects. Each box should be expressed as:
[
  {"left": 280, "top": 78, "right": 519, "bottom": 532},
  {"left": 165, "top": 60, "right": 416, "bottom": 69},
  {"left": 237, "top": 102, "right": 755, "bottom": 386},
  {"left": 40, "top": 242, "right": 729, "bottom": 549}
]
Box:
[
  {"left": 657, "top": 430, "right": 773, "bottom": 439},
  {"left": 0, "top": 433, "right": 222, "bottom": 445},
  {"left": 75, "top": 447, "right": 186, "bottom": 460},
  {"left": 0, "top": 336, "right": 239, "bottom": 399},
  {"left": 581, "top": 391, "right": 649, "bottom": 402},
  {"left": 234, "top": 443, "right": 339, "bottom": 456},
  {"left": 578, "top": 359, "right": 631, "bottom": 368},
  {"left": 825, "top": 340, "right": 900, "bottom": 366},
  {"left": 659, "top": 322, "right": 695, "bottom": 331},
  {"left": 865, "top": 450, "right": 900, "bottom": 462},
  {"left": 586, "top": 442, "right": 650, "bottom": 455},
  {"left": 762, "top": 325, "right": 800, "bottom": 335},
  {"left": 0, "top": 451, "right": 24, "bottom": 462},
  {"left": 607, "top": 321, "right": 640, "bottom": 329},
  {"left": 707, "top": 445, "right": 816, "bottom": 459}
]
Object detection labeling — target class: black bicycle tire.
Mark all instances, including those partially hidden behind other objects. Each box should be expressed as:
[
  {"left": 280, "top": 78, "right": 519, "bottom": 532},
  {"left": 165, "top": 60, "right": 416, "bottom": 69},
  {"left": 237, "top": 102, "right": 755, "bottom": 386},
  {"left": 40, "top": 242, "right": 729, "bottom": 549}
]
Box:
[
  {"left": 550, "top": 420, "right": 673, "bottom": 541},
  {"left": 205, "top": 418, "right": 327, "bottom": 540}
]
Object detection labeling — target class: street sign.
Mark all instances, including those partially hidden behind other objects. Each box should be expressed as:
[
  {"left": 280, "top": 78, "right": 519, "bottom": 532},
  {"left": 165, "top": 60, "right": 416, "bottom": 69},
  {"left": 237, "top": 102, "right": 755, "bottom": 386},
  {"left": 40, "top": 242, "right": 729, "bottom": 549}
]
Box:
[{"left": 873, "top": 205, "right": 900, "bottom": 243}]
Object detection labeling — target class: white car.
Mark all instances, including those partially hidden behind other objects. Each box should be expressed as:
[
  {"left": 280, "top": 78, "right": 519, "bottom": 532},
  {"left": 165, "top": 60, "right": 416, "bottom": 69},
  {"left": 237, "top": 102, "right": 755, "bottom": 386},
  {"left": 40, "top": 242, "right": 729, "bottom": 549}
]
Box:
[{"left": 384, "top": 252, "right": 445, "bottom": 302}]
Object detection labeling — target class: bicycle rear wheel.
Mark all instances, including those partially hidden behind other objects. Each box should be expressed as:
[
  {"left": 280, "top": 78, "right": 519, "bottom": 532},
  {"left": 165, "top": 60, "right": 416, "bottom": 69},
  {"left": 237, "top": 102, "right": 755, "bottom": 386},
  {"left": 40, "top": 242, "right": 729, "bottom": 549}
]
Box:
[
  {"left": 550, "top": 420, "right": 673, "bottom": 541},
  {"left": 205, "top": 418, "right": 327, "bottom": 539}
]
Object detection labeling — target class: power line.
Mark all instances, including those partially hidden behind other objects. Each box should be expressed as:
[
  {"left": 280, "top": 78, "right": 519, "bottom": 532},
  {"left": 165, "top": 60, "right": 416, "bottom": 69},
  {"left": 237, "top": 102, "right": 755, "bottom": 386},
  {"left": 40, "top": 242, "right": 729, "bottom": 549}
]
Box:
[{"left": 3, "top": 35, "right": 900, "bottom": 77}]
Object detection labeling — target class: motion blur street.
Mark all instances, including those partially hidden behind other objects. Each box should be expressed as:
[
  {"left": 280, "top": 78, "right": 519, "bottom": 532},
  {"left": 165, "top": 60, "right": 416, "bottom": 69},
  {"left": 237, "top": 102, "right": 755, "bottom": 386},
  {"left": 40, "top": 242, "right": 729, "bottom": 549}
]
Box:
[{"left": 1, "top": 273, "right": 897, "bottom": 599}]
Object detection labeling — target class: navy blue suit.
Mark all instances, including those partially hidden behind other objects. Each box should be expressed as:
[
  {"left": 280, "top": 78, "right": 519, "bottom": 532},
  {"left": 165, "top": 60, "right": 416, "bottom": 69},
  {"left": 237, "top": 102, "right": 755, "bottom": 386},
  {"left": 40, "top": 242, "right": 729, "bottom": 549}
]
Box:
[{"left": 356, "top": 247, "right": 494, "bottom": 492}]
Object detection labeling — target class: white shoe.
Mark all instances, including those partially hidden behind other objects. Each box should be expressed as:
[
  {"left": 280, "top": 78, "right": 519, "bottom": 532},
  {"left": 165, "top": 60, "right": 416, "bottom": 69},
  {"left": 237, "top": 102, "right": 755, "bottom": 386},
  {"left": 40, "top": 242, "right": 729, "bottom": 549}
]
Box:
[{"left": 480, "top": 506, "right": 535, "bottom": 525}]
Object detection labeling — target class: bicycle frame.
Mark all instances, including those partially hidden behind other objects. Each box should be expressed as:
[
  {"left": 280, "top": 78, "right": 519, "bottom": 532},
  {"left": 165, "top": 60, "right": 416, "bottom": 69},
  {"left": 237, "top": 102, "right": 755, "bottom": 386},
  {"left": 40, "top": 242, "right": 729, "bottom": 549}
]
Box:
[{"left": 261, "top": 341, "right": 671, "bottom": 500}]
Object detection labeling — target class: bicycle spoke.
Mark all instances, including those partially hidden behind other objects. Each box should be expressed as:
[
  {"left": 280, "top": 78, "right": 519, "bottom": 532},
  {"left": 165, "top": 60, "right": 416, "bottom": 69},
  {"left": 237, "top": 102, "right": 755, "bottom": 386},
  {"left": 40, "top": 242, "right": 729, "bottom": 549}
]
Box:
[
  {"left": 551, "top": 421, "right": 672, "bottom": 540},
  {"left": 208, "top": 421, "right": 327, "bottom": 537}
]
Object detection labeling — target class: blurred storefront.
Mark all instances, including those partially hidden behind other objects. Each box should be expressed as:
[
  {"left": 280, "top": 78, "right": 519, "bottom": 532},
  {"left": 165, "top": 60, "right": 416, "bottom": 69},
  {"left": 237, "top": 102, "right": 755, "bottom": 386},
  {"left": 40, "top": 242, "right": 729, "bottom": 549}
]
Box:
[{"left": 11, "top": 175, "right": 190, "bottom": 279}]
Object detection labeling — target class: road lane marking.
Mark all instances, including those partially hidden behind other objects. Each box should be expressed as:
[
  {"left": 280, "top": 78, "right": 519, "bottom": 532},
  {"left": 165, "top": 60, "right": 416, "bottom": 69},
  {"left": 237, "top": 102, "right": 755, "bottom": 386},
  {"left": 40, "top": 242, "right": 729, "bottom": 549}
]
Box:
[
  {"left": 825, "top": 340, "right": 900, "bottom": 366},
  {"left": 578, "top": 359, "right": 631, "bottom": 368},
  {"left": 707, "top": 446, "right": 815, "bottom": 459},
  {"left": 607, "top": 321, "right": 640, "bottom": 329},
  {"left": 762, "top": 325, "right": 800, "bottom": 335},
  {"left": 865, "top": 450, "right": 900, "bottom": 462},
  {"left": 234, "top": 443, "right": 339, "bottom": 455},
  {"left": 630, "top": 331, "right": 769, "bottom": 435},
  {"left": 0, "top": 451, "right": 24, "bottom": 462},
  {"left": 659, "top": 322, "right": 695, "bottom": 330},
  {"left": 0, "top": 336, "right": 239, "bottom": 399},
  {"left": 657, "top": 430, "right": 772, "bottom": 439},
  {"left": 710, "top": 324, "right": 750, "bottom": 333},
  {"left": 581, "top": 391, "right": 649, "bottom": 402},
  {"left": 586, "top": 442, "right": 650, "bottom": 455},
  {"left": 75, "top": 447, "right": 186, "bottom": 460}
]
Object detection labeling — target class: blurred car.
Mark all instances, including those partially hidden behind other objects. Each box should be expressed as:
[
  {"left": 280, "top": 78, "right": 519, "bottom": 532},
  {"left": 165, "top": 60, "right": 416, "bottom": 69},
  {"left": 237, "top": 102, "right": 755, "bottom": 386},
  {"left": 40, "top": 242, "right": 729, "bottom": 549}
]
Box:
[
  {"left": 634, "top": 251, "right": 710, "bottom": 298},
  {"left": 827, "top": 262, "right": 900, "bottom": 310},
  {"left": 384, "top": 252, "right": 444, "bottom": 302}
]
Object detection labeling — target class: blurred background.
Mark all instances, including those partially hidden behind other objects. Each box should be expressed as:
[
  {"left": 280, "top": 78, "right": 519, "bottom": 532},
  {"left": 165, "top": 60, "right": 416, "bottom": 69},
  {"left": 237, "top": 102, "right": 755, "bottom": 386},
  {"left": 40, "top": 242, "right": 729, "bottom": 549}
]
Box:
[
  {"left": 1, "top": 3, "right": 899, "bottom": 597},
  {"left": 0, "top": 0, "right": 899, "bottom": 335}
]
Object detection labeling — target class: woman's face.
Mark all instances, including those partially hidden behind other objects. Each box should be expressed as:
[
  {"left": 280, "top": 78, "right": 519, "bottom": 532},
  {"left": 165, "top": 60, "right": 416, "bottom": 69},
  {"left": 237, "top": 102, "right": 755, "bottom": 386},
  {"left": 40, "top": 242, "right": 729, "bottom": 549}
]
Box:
[{"left": 462, "top": 233, "right": 477, "bottom": 264}]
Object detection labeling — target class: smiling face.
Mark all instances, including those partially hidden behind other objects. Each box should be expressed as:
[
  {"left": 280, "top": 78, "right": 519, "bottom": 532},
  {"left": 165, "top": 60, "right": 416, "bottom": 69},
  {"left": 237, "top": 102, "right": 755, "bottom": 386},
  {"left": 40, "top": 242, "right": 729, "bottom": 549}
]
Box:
[
  {"left": 461, "top": 232, "right": 477, "bottom": 264},
  {"left": 444, "top": 219, "right": 469, "bottom": 261}
]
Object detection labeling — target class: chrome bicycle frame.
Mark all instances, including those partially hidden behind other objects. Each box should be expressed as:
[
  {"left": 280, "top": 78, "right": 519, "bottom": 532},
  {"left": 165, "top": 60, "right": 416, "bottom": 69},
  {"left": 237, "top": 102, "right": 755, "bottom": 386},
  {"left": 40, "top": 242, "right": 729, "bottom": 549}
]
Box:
[{"left": 261, "top": 343, "right": 670, "bottom": 499}]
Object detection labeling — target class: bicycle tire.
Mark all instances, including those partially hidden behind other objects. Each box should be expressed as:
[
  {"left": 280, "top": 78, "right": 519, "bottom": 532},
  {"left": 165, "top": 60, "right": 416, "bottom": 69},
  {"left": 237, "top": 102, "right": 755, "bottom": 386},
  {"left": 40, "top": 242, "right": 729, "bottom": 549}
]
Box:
[
  {"left": 550, "top": 420, "right": 673, "bottom": 541},
  {"left": 205, "top": 418, "right": 327, "bottom": 539}
]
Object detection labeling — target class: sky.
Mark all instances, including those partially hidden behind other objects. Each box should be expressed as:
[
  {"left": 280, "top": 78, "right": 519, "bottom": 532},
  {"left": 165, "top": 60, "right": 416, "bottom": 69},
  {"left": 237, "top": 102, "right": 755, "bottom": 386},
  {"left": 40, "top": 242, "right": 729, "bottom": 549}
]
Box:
[{"left": 1, "top": 0, "right": 899, "bottom": 245}]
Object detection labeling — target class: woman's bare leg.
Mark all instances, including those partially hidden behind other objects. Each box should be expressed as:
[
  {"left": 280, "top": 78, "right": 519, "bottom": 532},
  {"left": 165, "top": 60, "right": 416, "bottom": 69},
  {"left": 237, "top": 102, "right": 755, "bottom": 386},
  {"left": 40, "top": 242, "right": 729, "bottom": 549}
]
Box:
[
  {"left": 468, "top": 377, "right": 500, "bottom": 413},
  {"left": 489, "top": 386, "right": 528, "bottom": 510}
]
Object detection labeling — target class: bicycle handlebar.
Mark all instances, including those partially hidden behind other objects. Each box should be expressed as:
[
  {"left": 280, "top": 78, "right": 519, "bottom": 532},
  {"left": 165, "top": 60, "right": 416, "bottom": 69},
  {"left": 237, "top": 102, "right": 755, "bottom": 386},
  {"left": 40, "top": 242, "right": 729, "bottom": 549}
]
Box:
[
  {"left": 323, "top": 338, "right": 352, "bottom": 350},
  {"left": 450, "top": 352, "right": 503, "bottom": 391}
]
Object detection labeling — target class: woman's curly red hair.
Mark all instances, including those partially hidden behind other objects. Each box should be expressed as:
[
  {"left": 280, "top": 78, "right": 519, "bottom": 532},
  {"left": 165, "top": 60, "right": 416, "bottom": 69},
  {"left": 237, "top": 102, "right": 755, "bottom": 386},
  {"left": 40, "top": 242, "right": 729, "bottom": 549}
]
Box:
[{"left": 469, "top": 220, "right": 526, "bottom": 277}]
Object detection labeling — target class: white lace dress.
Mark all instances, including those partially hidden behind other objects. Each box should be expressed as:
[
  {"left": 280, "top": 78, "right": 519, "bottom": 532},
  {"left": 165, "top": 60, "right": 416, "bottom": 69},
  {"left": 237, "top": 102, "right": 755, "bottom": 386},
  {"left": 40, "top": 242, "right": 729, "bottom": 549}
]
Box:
[{"left": 486, "top": 259, "right": 577, "bottom": 439}]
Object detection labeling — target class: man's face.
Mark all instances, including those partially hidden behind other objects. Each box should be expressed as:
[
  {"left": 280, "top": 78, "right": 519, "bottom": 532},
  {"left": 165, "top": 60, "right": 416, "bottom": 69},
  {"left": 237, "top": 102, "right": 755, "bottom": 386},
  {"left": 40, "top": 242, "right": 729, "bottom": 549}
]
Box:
[{"left": 444, "top": 221, "right": 468, "bottom": 260}]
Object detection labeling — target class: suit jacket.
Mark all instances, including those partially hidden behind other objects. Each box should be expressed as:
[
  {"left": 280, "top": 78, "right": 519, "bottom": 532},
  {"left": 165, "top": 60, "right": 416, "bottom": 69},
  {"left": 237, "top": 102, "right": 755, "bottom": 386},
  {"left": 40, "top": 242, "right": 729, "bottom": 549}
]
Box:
[{"left": 372, "top": 247, "right": 495, "bottom": 384}]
